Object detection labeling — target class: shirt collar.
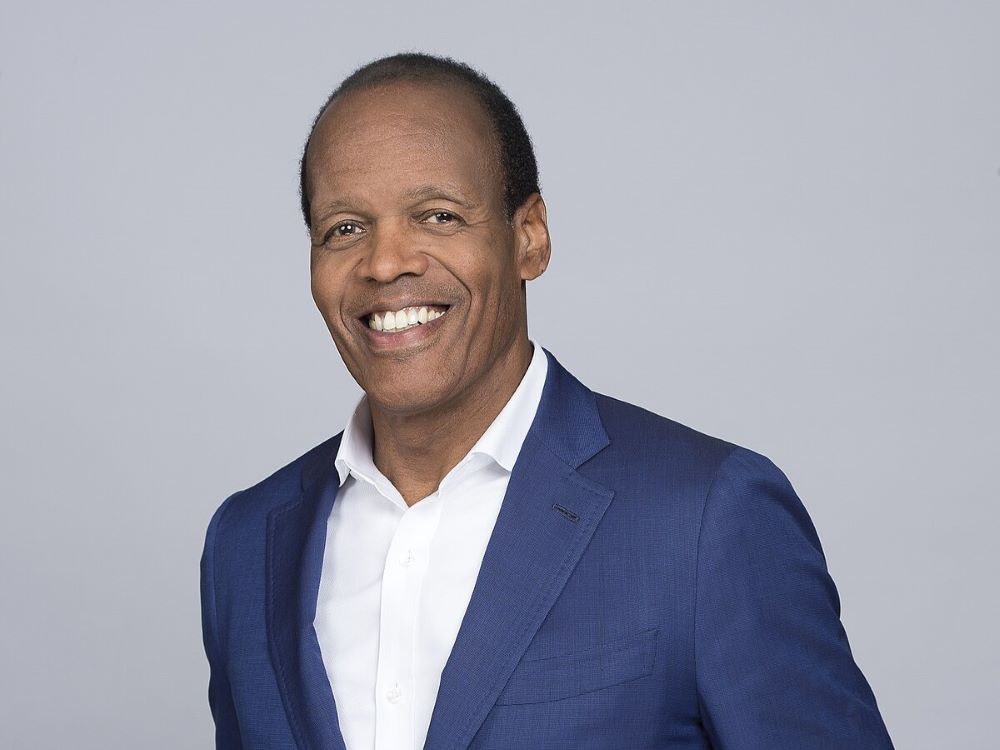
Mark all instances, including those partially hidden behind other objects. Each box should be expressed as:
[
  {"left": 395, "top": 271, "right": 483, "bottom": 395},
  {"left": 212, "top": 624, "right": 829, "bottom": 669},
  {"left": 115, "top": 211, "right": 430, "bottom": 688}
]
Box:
[{"left": 334, "top": 339, "right": 548, "bottom": 488}]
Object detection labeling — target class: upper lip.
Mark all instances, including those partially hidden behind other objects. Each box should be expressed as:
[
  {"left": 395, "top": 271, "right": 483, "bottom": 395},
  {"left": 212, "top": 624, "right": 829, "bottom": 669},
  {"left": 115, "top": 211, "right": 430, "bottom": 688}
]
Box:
[{"left": 356, "top": 300, "right": 452, "bottom": 319}]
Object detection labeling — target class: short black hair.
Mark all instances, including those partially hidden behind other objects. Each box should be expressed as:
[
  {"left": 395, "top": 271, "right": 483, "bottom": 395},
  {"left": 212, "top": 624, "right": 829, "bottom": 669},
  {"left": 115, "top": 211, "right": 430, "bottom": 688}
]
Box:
[{"left": 298, "top": 52, "right": 540, "bottom": 230}]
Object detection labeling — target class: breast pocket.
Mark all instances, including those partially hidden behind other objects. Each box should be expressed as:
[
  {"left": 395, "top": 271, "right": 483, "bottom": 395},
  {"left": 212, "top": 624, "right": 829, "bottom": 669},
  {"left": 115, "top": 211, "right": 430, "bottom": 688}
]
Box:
[{"left": 495, "top": 627, "right": 659, "bottom": 706}]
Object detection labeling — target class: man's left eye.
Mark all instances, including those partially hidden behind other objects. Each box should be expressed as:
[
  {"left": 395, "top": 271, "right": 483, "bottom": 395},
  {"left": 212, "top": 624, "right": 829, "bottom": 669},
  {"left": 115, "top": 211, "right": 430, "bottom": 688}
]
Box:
[{"left": 425, "top": 211, "right": 458, "bottom": 224}]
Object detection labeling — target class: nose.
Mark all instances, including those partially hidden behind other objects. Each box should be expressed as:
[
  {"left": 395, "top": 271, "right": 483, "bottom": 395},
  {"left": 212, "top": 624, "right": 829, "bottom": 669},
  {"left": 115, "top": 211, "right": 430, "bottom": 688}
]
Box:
[{"left": 360, "top": 219, "right": 429, "bottom": 283}]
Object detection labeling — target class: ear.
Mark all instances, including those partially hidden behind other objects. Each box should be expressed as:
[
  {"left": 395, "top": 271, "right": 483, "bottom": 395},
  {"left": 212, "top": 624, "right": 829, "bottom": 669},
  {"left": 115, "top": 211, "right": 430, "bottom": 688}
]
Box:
[{"left": 512, "top": 193, "right": 551, "bottom": 283}]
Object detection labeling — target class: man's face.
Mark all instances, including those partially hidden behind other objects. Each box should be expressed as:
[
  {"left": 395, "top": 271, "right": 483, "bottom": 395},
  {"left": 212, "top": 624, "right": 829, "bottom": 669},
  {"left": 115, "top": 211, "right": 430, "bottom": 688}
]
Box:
[{"left": 306, "top": 81, "right": 539, "bottom": 416}]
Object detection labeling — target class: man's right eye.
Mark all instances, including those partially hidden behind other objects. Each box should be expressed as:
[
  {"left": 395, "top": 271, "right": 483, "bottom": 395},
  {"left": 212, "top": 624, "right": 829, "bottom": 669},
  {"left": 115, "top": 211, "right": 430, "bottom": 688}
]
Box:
[
  {"left": 331, "top": 221, "right": 363, "bottom": 237},
  {"left": 318, "top": 221, "right": 366, "bottom": 246}
]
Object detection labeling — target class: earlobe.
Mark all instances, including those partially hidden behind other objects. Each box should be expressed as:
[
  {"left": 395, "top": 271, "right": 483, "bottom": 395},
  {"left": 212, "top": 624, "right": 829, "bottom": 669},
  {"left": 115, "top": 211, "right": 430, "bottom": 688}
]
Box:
[{"left": 515, "top": 193, "right": 552, "bottom": 282}]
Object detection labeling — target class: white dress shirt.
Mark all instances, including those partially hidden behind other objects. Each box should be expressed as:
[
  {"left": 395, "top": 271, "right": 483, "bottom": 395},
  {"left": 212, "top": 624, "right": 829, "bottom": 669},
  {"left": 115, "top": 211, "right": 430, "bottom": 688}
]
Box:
[{"left": 314, "top": 340, "right": 548, "bottom": 750}]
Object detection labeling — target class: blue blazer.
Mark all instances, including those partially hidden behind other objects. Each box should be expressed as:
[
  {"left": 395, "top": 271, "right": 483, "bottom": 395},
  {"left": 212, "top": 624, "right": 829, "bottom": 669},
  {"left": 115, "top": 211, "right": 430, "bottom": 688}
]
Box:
[{"left": 200, "top": 348, "right": 893, "bottom": 749}]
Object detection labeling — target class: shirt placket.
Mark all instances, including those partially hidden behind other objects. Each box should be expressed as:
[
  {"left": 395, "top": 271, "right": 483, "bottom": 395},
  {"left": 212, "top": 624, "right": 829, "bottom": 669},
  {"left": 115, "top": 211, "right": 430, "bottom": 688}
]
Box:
[{"left": 373, "top": 495, "right": 442, "bottom": 750}]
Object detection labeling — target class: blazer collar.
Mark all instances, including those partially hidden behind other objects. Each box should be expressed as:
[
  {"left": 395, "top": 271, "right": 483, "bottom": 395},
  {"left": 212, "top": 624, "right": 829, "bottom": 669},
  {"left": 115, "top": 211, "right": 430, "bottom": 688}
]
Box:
[
  {"left": 268, "top": 347, "right": 612, "bottom": 750},
  {"left": 267, "top": 432, "right": 346, "bottom": 750}
]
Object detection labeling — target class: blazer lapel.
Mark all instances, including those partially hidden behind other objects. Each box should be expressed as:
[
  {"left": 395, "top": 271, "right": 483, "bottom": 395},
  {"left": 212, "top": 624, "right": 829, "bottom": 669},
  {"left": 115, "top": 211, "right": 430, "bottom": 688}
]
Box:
[
  {"left": 424, "top": 348, "right": 614, "bottom": 750},
  {"left": 266, "top": 434, "right": 347, "bottom": 750}
]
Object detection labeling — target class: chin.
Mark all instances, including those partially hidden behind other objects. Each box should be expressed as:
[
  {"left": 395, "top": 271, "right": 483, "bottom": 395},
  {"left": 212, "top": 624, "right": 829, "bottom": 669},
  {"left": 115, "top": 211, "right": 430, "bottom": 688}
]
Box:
[{"left": 364, "top": 381, "right": 455, "bottom": 417}]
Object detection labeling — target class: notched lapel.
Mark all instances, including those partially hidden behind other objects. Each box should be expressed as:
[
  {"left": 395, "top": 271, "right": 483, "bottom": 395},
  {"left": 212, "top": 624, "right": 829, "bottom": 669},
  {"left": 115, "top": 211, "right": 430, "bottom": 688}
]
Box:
[
  {"left": 266, "top": 436, "right": 347, "bottom": 750},
  {"left": 424, "top": 349, "right": 614, "bottom": 750}
]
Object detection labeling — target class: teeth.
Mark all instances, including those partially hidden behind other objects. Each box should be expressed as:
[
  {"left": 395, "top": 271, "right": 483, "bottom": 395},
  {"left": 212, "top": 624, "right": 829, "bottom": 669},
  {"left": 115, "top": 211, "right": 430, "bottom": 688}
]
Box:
[{"left": 367, "top": 305, "right": 447, "bottom": 332}]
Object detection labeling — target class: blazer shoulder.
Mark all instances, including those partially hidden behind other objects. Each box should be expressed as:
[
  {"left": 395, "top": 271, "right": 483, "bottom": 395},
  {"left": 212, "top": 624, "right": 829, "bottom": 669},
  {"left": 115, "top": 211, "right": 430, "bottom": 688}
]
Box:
[
  {"left": 589, "top": 391, "right": 797, "bottom": 509},
  {"left": 593, "top": 391, "right": 737, "bottom": 469},
  {"left": 204, "top": 431, "right": 343, "bottom": 535}
]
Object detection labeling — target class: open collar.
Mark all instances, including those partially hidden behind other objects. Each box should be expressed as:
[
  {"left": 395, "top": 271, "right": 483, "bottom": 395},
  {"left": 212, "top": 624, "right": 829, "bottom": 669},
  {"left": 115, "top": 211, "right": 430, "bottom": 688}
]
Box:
[{"left": 334, "top": 339, "right": 549, "bottom": 496}]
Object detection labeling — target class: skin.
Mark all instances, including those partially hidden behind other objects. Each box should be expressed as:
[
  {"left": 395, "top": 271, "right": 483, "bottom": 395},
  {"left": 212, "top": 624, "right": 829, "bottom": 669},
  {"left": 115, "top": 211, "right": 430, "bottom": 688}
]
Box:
[{"left": 305, "top": 80, "right": 551, "bottom": 506}]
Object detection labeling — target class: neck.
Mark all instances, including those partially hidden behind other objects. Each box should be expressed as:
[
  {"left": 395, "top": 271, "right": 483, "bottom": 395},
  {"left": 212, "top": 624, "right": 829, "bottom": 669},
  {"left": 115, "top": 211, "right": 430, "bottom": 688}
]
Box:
[{"left": 368, "top": 335, "right": 533, "bottom": 506}]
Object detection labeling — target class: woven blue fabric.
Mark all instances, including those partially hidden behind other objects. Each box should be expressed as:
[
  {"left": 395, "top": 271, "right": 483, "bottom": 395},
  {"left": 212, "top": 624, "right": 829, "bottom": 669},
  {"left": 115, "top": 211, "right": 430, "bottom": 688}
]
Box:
[{"left": 201, "top": 347, "right": 893, "bottom": 749}]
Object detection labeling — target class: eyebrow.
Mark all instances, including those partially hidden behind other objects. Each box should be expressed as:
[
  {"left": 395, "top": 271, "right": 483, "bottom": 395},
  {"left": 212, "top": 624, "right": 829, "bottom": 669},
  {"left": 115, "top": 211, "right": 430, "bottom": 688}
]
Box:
[
  {"left": 315, "top": 183, "right": 479, "bottom": 222},
  {"left": 400, "top": 183, "right": 477, "bottom": 207}
]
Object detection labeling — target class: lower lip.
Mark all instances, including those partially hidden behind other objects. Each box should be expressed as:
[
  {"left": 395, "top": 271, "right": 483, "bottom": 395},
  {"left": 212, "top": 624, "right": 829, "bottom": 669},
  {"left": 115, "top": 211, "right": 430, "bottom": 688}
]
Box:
[{"left": 357, "top": 309, "right": 450, "bottom": 351}]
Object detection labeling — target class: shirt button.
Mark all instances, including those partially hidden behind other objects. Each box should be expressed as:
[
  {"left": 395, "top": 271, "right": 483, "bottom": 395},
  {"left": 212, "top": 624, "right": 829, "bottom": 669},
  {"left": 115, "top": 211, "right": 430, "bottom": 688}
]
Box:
[
  {"left": 385, "top": 682, "right": 402, "bottom": 704},
  {"left": 399, "top": 549, "right": 415, "bottom": 567}
]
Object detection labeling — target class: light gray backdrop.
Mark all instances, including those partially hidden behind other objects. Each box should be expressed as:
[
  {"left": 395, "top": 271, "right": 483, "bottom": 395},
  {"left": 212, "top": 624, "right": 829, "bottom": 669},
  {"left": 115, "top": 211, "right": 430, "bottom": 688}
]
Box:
[{"left": 2, "top": 1, "right": 997, "bottom": 747}]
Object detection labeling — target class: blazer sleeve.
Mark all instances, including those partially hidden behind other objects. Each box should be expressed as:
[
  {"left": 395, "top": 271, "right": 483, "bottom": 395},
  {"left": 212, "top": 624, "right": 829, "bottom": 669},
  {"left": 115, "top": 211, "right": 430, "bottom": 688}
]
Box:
[
  {"left": 694, "top": 447, "right": 894, "bottom": 749},
  {"left": 200, "top": 492, "right": 245, "bottom": 750}
]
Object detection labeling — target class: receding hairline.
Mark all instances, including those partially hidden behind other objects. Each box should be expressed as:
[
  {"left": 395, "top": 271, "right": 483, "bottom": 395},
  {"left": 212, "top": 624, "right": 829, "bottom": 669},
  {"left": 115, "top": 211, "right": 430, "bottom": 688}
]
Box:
[{"left": 301, "top": 77, "right": 506, "bottom": 219}]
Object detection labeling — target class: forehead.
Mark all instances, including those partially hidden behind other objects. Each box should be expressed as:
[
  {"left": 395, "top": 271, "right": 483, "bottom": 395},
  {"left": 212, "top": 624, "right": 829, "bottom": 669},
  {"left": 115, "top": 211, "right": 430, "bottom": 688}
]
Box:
[{"left": 306, "top": 80, "right": 502, "bottom": 208}]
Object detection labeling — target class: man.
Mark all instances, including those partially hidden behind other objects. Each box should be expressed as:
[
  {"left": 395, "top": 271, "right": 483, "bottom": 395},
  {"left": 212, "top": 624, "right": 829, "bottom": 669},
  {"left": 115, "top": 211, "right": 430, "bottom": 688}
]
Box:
[{"left": 200, "top": 52, "right": 894, "bottom": 749}]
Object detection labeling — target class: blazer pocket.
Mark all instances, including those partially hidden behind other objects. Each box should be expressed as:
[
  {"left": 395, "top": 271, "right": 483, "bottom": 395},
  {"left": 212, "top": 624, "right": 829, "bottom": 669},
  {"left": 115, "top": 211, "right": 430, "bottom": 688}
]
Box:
[{"left": 495, "top": 627, "right": 659, "bottom": 706}]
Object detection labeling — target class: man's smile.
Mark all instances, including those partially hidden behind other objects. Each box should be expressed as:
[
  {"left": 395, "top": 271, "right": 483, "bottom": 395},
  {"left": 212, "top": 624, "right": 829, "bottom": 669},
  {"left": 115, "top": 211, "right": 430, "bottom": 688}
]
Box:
[
  {"left": 363, "top": 304, "right": 450, "bottom": 331},
  {"left": 354, "top": 303, "right": 453, "bottom": 351}
]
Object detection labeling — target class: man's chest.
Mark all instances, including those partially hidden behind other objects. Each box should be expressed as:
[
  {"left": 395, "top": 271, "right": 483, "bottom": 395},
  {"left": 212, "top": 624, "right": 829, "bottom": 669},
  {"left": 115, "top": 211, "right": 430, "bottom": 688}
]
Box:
[{"left": 313, "top": 471, "right": 510, "bottom": 750}]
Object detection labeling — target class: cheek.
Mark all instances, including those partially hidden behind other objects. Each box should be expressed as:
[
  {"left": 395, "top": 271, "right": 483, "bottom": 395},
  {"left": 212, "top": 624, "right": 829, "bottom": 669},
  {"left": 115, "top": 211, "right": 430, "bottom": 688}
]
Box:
[
  {"left": 311, "top": 253, "right": 343, "bottom": 298},
  {"left": 310, "top": 265, "right": 348, "bottom": 324},
  {"left": 309, "top": 275, "right": 330, "bottom": 312},
  {"left": 467, "top": 239, "right": 520, "bottom": 299},
  {"left": 465, "top": 267, "right": 522, "bottom": 346}
]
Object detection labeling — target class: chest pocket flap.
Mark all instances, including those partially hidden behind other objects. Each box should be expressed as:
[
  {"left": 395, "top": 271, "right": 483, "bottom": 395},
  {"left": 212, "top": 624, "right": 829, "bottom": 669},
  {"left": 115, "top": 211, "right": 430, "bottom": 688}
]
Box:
[{"left": 495, "top": 627, "right": 659, "bottom": 706}]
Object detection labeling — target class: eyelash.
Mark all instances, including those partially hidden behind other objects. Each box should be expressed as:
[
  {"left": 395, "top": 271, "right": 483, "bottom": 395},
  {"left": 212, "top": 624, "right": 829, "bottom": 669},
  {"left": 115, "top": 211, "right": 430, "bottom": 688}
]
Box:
[
  {"left": 323, "top": 211, "right": 462, "bottom": 244},
  {"left": 328, "top": 221, "right": 363, "bottom": 239},
  {"left": 425, "top": 210, "right": 459, "bottom": 225}
]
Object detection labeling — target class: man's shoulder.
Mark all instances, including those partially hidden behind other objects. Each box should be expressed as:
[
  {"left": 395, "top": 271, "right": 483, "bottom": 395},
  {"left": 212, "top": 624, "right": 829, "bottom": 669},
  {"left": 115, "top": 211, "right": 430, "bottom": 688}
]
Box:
[
  {"left": 584, "top": 390, "right": 797, "bottom": 505},
  {"left": 586, "top": 390, "right": 798, "bottom": 513},
  {"left": 592, "top": 391, "right": 737, "bottom": 467},
  {"left": 204, "top": 432, "right": 343, "bottom": 535}
]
